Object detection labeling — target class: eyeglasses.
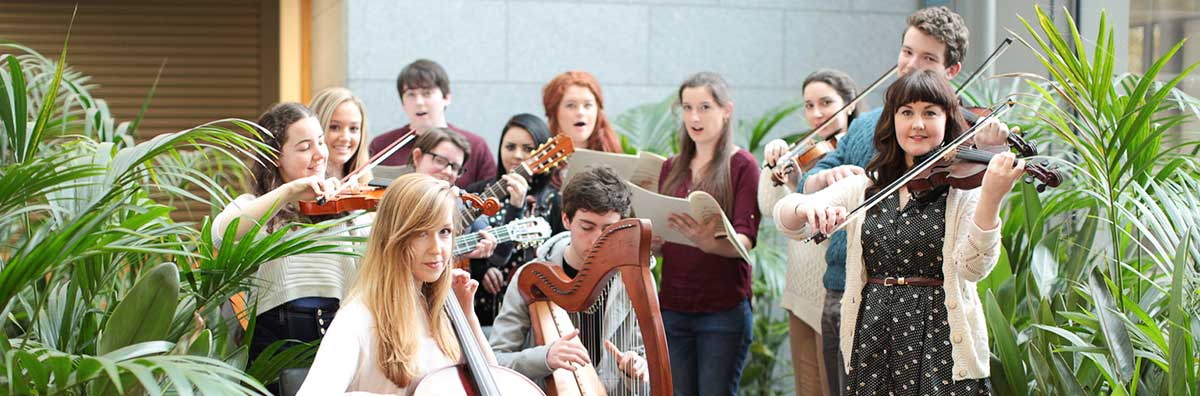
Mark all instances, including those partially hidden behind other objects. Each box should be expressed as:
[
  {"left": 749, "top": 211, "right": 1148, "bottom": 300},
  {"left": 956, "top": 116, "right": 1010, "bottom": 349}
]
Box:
[{"left": 425, "top": 151, "right": 465, "bottom": 176}]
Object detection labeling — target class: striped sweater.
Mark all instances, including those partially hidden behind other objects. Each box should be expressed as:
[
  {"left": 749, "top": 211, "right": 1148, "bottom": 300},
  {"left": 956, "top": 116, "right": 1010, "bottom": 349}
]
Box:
[{"left": 214, "top": 194, "right": 373, "bottom": 314}]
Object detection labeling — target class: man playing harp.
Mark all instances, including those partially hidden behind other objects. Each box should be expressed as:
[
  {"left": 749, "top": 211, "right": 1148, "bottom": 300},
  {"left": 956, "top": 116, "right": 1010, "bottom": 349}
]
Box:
[{"left": 490, "top": 164, "right": 651, "bottom": 394}]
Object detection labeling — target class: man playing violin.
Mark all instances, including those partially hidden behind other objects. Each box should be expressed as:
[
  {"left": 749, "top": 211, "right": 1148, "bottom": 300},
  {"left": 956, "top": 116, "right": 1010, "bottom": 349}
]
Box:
[{"left": 490, "top": 165, "right": 651, "bottom": 394}]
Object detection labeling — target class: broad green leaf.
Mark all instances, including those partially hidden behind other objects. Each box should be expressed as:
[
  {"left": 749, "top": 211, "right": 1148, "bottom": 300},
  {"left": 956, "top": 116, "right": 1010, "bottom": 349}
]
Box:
[{"left": 98, "top": 263, "right": 181, "bottom": 355}]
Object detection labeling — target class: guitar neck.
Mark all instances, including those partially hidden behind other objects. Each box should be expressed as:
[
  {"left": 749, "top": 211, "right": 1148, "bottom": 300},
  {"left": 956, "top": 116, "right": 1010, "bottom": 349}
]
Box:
[
  {"left": 459, "top": 168, "right": 533, "bottom": 222},
  {"left": 453, "top": 224, "right": 515, "bottom": 257}
]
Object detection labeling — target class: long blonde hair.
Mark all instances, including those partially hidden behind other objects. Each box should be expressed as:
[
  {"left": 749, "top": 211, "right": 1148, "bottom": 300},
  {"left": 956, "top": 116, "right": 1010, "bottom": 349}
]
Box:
[
  {"left": 349, "top": 173, "right": 462, "bottom": 386},
  {"left": 309, "top": 87, "right": 372, "bottom": 184}
]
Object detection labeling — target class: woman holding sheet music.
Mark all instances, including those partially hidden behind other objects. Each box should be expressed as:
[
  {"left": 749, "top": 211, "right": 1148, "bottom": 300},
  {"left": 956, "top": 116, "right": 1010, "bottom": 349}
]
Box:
[{"left": 653, "top": 71, "right": 761, "bottom": 396}]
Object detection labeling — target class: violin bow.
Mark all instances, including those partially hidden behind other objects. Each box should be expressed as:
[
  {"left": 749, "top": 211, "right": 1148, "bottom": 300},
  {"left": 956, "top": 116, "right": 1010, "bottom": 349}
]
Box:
[
  {"left": 773, "top": 37, "right": 1014, "bottom": 176},
  {"left": 770, "top": 65, "right": 898, "bottom": 172},
  {"left": 316, "top": 131, "right": 417, "bottom": 205},
  {"left": 954, "top": 37, "right": 1013, "bottom": 96},
  {"left": 806, "top": 99, "right": 1016, "bottom": 244}
]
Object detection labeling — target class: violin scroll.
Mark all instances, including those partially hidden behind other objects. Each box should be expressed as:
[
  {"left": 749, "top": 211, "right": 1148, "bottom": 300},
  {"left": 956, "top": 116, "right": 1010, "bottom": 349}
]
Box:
[
  {"left": 1023, "top": 162, "right": 1064, "bottom": 192},
  {"left": 459, "top": 193, "right": 503, "bottom": 217}
]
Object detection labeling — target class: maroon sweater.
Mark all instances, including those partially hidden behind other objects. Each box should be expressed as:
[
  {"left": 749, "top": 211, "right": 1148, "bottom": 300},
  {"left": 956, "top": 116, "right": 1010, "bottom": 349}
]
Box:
[
  {"left": 368, "top": 123, "right": 497, "bottom": 189},
  {"left": 657, "top": 148, "right": 761, "bottom": 312}
]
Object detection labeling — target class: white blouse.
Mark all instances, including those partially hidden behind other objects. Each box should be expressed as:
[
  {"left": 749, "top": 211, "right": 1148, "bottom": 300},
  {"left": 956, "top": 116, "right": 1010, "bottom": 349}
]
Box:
[{"left": 296, "top": 300, "right": 455, "bottom": 395}]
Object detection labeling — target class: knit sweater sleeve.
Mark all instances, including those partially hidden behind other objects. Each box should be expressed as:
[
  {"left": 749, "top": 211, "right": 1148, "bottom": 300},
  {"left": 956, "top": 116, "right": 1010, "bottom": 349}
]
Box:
[
  {"left": 951, "top": 189, "right": 1002, "bottom": 282},
  {"left": 773, "top": 175, "right": 869, "bottom": 240}
]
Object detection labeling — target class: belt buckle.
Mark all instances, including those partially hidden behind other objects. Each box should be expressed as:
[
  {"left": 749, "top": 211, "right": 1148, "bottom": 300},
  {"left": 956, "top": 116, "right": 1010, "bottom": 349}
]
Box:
[{"left": 883, "top": 276, "right": 906, "bottom": 286}]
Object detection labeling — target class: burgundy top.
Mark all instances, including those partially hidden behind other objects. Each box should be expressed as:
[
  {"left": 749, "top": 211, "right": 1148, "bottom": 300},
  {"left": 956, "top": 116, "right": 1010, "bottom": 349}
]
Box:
[
  {"left": 657, "top": 148, "right": 761, "bottom": 312},
  {"left": 368, "top": 123, "right": 497, "bottom": 189}
]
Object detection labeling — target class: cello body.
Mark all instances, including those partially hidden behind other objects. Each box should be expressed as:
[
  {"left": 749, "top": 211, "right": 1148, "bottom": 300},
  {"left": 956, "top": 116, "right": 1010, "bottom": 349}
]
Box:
[
  {"left": 406, "top": 364, "right": 545, "bottom": 396},
  {"left": 407, "top": 289, "right": 546, "bottom": 396}
]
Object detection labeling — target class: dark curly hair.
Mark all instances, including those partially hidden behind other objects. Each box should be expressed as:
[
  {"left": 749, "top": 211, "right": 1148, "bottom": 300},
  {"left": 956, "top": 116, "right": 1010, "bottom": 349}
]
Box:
[
  {"left": 905, "top": 6, "right": 970, "bottom": 67},
  {"left": 249, "top": 102, "right": 317, "bottom": 230}
]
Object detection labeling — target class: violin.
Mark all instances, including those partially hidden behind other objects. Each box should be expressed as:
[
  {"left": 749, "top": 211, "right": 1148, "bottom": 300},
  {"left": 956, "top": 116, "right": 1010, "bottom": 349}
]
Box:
[
  {"left": 905, "top": 143, "right": 1063, "bottom": 193},
  {"left": 297, "top": 131, "right": 418, "bottom": 215},
  {"left": 770, "top": 66, "right": 897, "bottom": 186},
  {"left": 406, "top": 287, "right": 546, "bottom": 396},
  {"left": 297, "top": 188, "right": 385, "bottom": 216},
  {"left": 771, "top": 38, "right": 1016, "bottom": 187},
  {"left": 460, "top": 193, "right": 503, "bottom": 218},
  {"left": 807, "top": 99, "right": 1057, "bottom": 244}
]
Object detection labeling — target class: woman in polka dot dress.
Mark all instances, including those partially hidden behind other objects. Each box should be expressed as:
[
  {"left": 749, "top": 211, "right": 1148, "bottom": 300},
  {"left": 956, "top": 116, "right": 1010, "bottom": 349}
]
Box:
[{"left": 772, "top": 69, "right": 1027, "bottom": 395}]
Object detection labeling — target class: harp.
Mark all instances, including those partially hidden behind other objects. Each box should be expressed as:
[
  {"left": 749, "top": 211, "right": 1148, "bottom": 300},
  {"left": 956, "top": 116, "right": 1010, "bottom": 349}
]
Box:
[{"left": 517, "top": 218, "right": 671, "bottom": 396}]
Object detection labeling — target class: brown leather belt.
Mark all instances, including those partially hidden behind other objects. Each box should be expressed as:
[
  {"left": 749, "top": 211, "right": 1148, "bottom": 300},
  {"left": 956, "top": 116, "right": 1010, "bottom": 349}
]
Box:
[{"left": 867, "top": 276, "right": 943, "bottom": 287}]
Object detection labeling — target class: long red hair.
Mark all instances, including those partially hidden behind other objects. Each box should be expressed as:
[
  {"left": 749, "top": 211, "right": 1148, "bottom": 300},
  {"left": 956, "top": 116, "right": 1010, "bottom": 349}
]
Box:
[{"left": 542, "top": 71, "right": 621, "bottom": 153}]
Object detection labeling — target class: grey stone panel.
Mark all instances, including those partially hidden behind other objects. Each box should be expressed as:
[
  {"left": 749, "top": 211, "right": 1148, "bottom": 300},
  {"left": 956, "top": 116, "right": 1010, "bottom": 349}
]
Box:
[
  {"left": 649, "top": 6, "right": 785, "bottom": 87},
  {"left": 346, "top": 78, "right": 406, "bottom": 141},
  {"left": 438, "top": 82, "right": 547, "bottom": 148},
  {"left": 346, "top": 0, "right": 507, "bottom": 82},
  {"left": 851, "top": 0, "right": 919, "bottom": 13},
  {"left": 784, "top": 10, "right": 908, "bottom": 98},
  {"left": 506, "top": 2, "right": 650, "bottom": 84},
  {"left": 720, "top": 0, "right": 849, "bottom": 11}
]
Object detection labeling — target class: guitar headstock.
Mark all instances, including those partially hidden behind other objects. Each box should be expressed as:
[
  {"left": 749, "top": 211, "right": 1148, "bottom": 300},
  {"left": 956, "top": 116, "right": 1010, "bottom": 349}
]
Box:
[
  {"left": 523, "top": 134, "right": 575, "bottom": 175},
  {"left": 508, "top": 217, "right": 553, "bottom": 248}
]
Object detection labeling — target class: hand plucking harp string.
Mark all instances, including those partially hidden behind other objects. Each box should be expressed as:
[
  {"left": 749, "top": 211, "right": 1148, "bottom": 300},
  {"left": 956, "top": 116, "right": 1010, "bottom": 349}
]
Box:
[
  {"left": 547, "top": 329, "right": 591, "bottom": 371},
  {"left": 604, "top": 340, "right": 649, "bottom": 383}
]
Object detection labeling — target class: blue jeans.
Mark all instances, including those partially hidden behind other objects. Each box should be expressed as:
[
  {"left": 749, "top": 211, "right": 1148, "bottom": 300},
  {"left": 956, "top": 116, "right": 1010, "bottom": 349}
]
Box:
[{"left": 662, "top": 300, "right": 753, "bottom": 396}]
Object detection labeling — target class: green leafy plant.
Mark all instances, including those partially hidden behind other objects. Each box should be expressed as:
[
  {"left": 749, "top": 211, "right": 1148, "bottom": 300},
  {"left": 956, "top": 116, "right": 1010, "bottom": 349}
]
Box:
[
  {"left": 976, "top": 6, "right": 1200, "bottom": 395},
  {"left": 0, "top": 21, "right": 356, "bottom": 395}
]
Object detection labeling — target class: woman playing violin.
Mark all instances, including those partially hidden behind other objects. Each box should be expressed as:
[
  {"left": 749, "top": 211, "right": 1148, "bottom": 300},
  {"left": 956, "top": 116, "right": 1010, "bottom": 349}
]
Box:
[
  {"left": 212, "top": 103, "right": 373, "bottom": 368},
  {"left": 774, "top": 70, "right": 1023, "bottom": 395},
  {"left": 759, "top": 69, "right": 862, "bottom": 396},
  {"left": 298, "top": 173, "right": 488, "bottom": 395}
]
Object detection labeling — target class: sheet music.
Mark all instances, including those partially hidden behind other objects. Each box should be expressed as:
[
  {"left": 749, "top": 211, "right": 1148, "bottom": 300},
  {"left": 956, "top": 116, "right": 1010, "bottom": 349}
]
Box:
[
  {"left": 627, "top": 182, "right": 752, "bottom": 262},
  {"left": 564, "top": 149, "right": 666, "bottom": 191}
]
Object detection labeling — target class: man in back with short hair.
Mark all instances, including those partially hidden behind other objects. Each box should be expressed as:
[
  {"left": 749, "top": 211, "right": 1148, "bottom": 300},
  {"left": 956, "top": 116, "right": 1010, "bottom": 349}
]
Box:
[{"left": 369, "top": 59, "right": 497, "bottom": 188}]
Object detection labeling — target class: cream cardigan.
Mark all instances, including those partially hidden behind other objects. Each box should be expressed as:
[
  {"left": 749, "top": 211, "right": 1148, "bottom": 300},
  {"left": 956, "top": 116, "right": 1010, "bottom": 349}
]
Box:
[
  {"left": 757, "top": 170, "right": 826, "bottom": 330},
  {"left": 773, "top": 175, "right": 1001, "bottom": 380}
]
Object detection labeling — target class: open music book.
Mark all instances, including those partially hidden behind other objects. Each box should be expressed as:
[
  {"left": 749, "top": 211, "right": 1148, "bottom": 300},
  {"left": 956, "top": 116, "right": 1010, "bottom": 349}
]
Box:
[
  {"left": 627, "top": 182, "right": 752, "bottom": 262},
  {"left": 563, "top": 148, "right": 666, "bottom": 191}
]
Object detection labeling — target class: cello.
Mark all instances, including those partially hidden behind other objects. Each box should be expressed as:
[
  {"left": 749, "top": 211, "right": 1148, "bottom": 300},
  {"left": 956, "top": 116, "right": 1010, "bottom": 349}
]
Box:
[
  {"left": 406, "top": 286, "right": 547, "bottom": 396},
  {"left": 517, "top": 218, "right": 670, "bottom": 396}
]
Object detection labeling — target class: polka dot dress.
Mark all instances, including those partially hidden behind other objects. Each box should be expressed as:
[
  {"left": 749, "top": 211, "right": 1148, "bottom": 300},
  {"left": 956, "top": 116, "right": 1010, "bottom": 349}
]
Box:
[{"left": 846, "top": 189, "right": 990, "bottom": 395}]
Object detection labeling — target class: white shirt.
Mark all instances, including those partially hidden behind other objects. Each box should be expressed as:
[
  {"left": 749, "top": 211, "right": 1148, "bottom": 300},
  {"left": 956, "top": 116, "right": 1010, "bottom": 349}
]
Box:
[{"left": 297, "top": 300, "right": 454, "bottom": 395}]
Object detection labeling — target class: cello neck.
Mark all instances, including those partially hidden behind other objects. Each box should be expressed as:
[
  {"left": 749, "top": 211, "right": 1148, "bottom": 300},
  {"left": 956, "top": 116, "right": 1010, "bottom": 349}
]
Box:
[{"left": 443, "top": 294, "right": 502, "bottom": 396}]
